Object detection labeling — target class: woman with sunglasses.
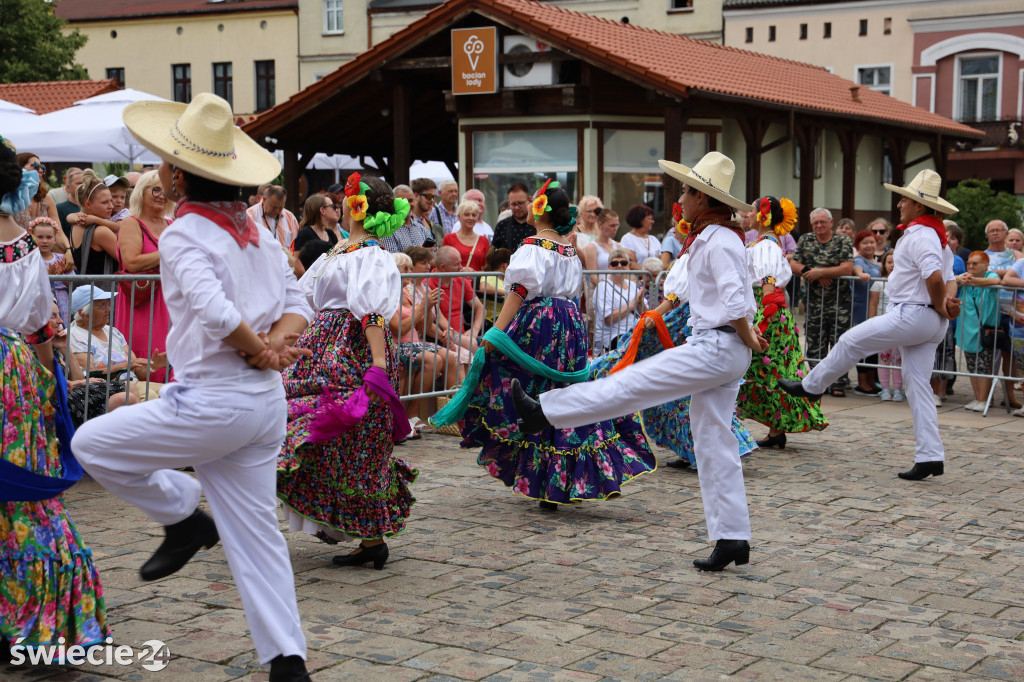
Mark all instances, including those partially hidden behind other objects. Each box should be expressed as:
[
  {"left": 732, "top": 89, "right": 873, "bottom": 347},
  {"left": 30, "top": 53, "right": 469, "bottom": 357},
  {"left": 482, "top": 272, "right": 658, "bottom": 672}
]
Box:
[
  {"left": 114, "top": 170, "right": 171, "bottom": 382},
  {"left": 867, "top": 217, "right": 892, "bottom": 262},
  {"left": 574, "top": 195, "right": 603, "bottom": 250},
  {"left": 592, "top": 248, "right": 644, "bottom": 354},
  {"left": 294, "top": 193, "right": 346, "bottom": 253}
]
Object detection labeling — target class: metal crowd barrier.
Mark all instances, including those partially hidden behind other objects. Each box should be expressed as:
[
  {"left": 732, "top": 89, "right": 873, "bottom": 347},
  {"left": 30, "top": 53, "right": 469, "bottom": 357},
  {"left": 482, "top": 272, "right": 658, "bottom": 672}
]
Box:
[{"left": 801, "top": 274, "right": 1024, "bottom": 415}]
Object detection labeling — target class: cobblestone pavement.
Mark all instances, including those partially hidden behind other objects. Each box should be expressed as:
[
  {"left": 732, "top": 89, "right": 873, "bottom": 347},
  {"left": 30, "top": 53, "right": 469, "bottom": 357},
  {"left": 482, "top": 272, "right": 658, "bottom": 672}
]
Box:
[{"left": 5, "top": 391, "right": 1024, "bottom": 681}]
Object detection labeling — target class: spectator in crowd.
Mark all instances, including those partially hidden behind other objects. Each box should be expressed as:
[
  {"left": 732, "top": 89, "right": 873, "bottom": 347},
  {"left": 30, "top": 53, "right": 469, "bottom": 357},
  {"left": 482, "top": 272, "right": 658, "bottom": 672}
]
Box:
[
  {"left": 48, "top": 166, "right": 78, "bottom": 206},
  {"left": 247, "top": 182, "right": 270, "bottom": 207},
  {"left": 944, "top": 221, "right": 970, "bottom": 261},
  {"left": 661, "top": 220, "right": 684, "bottom": 269},
  {"left": 431, "top": 179, "right": 459, "bottom": 234},
  {"left": 54, "top": 167, "right": 84, "bottom": 240},
  {"left": 443, "top": 200, "right": 490, "bottom": 271},
  {"left": 583, "top": 208, "right": 621, "bottom": 287},
  {"left": 68, "top": 170, "right": 120, "bottom": 284},
  {"left": 479, "top": 247, "right": 511, "bottom": 323},
  {"left": 460, "top": 188, "right": 493, "bottom": 239},
  {"left": 869, "top": 251, "right": 902, "bottom": 401},
  {"left": 115, "top": 170, "right": 171, "bottom": 382},
  {"left": 125, "top": 171, "right": 142, "bottom": 188},
  {"left": 492, "top": 183, "right": 534, "bottom": 252},
  {"left": 620, "top": 204, "right": 660, "bottom": 267},
  {"left": 1007, "top": 228, "right": 1024, "bottom": 254},
  {"left": 984, "top": 219, "right": 1023, "bottom": 408},
  {"left": 296, "top": 239, "right": 333, "bottom": 274},
  {"left": 1002, "top": 257, "right": 1024, "bottom": 417},
  {"left": 409, "top": 177, "right": 441, "bottom": 239},
  {"left": 104, "top": 174, "right": 131, "bottom": 222},
  {"left": 380, "top": 183, "right": 432, "bottom": 253},
  {"left": 867, "top": 217, "right": 892, "bottom": 261},
  {"left": 790, "top": 207, "right": 854, "bottom": 395},
  {"left": 642, "top": 256, "right": 665, "bottom": 305},
  {"left": 405, "top": 245, "right": 473, "bottom": 368},
  {"left": 29, "top": 217, "right": 72, "bottom": 323},
  {"left": 575, "top": 195, "right": 603, "bottom": 250},
  {"left": 835, "top": 217, "right": 856, "bottom": 243},
  {"left": 247, "top": 185, "right": 299, "bottom": 249},
  {"left": 294, "top": 194, "right": 344, "bottom": 252},
  {"left": 956, "top": 251, "right": 1002, "bottom": 412},
  {"left": 428, "top": 245, "right": 483, "bottom": 353},
  {"left": 592, "top": 248, "right": 645, "bottom": 354},
  {"left": 14, "top": 154, "right": 65, "bottom": 255},
  {"left": 851, "top": 230, "right": 881, "bottom": 395}
]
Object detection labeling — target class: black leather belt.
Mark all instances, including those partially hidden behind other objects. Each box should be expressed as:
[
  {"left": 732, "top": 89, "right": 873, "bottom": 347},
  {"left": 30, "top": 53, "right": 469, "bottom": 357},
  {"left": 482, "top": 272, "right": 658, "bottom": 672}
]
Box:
[{"left": 711, "top": 325, "right": 736, "bottom": 334}]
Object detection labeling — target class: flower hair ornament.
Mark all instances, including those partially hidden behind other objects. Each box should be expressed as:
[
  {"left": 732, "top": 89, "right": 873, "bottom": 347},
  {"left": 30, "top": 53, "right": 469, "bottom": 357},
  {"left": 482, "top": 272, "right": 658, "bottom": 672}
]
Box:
[
  {"left": 363, "top": 197, "right": 411, "bottom": 238},
  {"left": 754, "top": 196, "right": 797, "bottom": 237},
  {"left": 532, "top": 178, "right": 576, "bottom": 235},
  {"left": 672, "top": 202, "right": 690, "bottom": 239},
  {"left": 27, "top": 216, "right": 59, "bottom": 232},
  {"left": 344, "top": 172, "right": 371, "bottom": 222}
]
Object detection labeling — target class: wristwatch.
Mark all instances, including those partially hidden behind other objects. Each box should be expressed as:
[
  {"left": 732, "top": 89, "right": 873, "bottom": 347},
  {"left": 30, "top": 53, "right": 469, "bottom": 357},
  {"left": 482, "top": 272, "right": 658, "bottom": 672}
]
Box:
[{"left": 801, "top": 265, "right": 812, "bottom": 274}]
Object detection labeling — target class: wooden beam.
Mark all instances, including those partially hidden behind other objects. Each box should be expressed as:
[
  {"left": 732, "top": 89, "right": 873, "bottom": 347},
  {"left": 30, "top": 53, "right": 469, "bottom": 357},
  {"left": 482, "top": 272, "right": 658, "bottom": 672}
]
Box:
[
  {"left": 392, "top": 84, "right": 410, "bottom": 187},
  {"left": 737, "top": 117, "right": 768, "bottom": 201},
  {"left": 795, "top": 123, "right": 819, "bottom": 235},
  {"left": 887, "top": 137, "right": 909, "bottom": 222},
  {"left": 384, "top": 56, "right": 452, "bottom": 70},
  {"left": 837, "top": 130, "right": 862, "bottom": 220},
  {"left": 663, "top": 105, "right": 687, "bottom": 233},
  {"left": 283, "top": 149, "right": 300, "bottom": 214}
]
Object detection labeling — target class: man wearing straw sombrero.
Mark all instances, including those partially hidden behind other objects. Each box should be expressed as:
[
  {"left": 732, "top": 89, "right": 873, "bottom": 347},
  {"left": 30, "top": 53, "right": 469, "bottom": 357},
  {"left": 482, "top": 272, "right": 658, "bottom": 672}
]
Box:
[
  {"left": 72, "top": 93, "right": 315, "bottom": 682},
  {"left": 779, "top": 169, "right": 961, "bottom": 481},
  {"left": 512, "top": 152, "right": 769, "bottom": 572}
]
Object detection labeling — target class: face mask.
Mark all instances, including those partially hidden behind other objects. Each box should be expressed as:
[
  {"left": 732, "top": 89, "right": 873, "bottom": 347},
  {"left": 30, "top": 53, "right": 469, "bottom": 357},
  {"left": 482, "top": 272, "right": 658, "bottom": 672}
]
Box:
[{"left": 0, "top": 169, "right": 40, "bottom": 216}]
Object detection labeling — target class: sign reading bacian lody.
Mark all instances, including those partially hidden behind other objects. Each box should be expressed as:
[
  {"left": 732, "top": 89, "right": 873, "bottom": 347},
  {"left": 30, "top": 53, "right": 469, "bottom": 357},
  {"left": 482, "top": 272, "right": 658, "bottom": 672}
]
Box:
[{"left": 451, "top": 27, "right": 497, "bottom": 95}]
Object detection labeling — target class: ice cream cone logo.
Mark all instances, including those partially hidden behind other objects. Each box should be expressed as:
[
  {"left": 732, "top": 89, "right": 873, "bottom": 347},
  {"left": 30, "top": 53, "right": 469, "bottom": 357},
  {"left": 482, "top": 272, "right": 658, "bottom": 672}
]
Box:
[{"left": 463, "top": 35, "right": 485, "bottom": 71}]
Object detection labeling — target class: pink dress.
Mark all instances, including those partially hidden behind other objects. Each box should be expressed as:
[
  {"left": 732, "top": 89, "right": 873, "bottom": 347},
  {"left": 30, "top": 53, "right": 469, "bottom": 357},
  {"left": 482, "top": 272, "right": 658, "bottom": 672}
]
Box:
[{"left": 114, "top": 217, "right": 170, "bottom": 382}]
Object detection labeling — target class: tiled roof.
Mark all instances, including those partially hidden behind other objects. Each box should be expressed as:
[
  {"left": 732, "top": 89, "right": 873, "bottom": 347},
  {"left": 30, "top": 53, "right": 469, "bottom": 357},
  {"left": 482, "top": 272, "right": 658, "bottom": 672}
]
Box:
[
  {"left": 55, "top": 0, "right": 297, "bottom": 23},
  {"left": 0, "top": 80, "right": 120, "bottom": 114},
  {"left": 247, "top": 0, "right": 980, "bottom": 140},
  {"left": 723, "top": 0, "right": 867, "bottom": 7}
]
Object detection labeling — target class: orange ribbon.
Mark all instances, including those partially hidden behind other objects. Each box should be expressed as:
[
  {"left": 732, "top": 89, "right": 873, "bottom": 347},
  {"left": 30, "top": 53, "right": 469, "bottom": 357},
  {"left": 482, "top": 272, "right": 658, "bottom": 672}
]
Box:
[{"left": 609, "top": 310, "right": 675, "bottom": 374}]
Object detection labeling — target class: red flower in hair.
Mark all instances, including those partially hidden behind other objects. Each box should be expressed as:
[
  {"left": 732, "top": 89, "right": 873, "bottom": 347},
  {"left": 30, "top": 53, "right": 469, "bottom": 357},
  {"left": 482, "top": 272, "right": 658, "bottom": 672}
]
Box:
[
  {"left": 535, "top": 177, "right": 552, "bottom": 200},
  {"left": 344, "top": 172, "right": 362, "bottom": 198},
  {"left": 672, "top": 202, "right": 682, "bottom": 223}
]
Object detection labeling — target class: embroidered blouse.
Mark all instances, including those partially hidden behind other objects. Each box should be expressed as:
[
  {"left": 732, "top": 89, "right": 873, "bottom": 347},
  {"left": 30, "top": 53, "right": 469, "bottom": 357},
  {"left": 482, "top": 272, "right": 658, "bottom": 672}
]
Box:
[
  {"left": 503, "top": 236, "right": 583, "bottom": 301},
  {"left": 746, "top": 234, "right": 793, "bottom": 288},
  {"left": 300, "top": 239, "right": 402, "bottom": 324},
  {"left": 0, "top": 231, "right": 54, "bottom": 341}
]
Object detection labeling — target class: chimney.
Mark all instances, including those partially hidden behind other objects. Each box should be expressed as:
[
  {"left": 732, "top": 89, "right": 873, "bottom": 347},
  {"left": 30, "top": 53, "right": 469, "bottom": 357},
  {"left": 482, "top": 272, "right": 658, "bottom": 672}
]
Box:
[{"left": 850, "top": 85, "right": 862, "bottom": 103}]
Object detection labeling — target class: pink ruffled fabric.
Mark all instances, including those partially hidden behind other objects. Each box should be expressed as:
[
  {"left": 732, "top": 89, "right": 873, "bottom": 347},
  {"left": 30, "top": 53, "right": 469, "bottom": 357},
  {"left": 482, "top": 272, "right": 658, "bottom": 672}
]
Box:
[{"left": 295, "top": 366, "right": 411, "bottom": 443}]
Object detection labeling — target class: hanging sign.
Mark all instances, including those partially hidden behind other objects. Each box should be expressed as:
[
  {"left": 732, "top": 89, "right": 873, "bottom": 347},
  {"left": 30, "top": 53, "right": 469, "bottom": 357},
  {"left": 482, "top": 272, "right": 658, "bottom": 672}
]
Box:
[{"left": 451, "top": 27, "right": 497, "bottom": 95}]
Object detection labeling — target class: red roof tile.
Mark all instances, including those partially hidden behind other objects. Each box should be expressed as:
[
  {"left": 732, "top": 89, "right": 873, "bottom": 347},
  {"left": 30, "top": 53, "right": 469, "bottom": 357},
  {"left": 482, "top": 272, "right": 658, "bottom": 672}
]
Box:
[
  {"left": 246, "top": 0, "right": 980, "bottom": 140},
  {"left": 0, "top": 79, "right": 120, "bottom": 114},
  {"left": 55, "top": 0, "right": 297, "bottom": 22}
]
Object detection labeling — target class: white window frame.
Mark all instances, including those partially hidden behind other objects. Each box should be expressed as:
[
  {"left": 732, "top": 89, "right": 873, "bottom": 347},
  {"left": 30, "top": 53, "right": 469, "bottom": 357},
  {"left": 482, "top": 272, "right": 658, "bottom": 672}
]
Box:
[
  {"left": 323, "top": 0, "right": 344, "bottom": 35},
  {"left": 854, "top": 62, "right": 893, "bottom": 96},
  {"left": 954, "top": 52, "right": 1002, "bottom": 123}
]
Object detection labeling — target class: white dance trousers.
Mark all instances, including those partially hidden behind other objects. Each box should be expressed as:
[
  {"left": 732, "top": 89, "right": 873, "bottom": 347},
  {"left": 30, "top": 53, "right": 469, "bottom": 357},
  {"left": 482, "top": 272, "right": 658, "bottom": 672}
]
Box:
[
  {"left": 71, "top": 383, "right": 307, "bottom": 664},
  {"left": 802, "top": 303, "right": 947, "bottom": 463},
  {"left": 540, "top": 329, "right": 753, "bottom": 541}
]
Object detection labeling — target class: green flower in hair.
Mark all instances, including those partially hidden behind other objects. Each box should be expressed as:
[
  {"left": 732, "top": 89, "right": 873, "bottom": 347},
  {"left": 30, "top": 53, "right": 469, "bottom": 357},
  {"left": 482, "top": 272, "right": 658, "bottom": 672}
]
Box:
[{"left": 363, "top": 196, "right": 412, "bottom": 238}]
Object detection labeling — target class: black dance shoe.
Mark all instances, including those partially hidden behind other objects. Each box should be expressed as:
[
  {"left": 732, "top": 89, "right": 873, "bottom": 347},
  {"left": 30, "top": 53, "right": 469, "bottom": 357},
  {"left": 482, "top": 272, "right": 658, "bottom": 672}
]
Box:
[
  {"left": 665, "top": 458, "right": 696, "bottom": 470},
  {"left": 269, "top": 654, "right": 312, "bottom": 682},
  {"left": 756, "top": 433, "right": 787, "bottom": 449},
  {"left": 140, "top": 509, "right": 219, "bottom": 581},
  {"left": 693, "top": 539, "right": 750, "bottom": 571},
  {"left": 538, "top": 501, "right": 558, "bottom": 511},
  {"left": 897, "top": 461, "right": 944, "bottom": 480},
  {"left": 511, "top": 378, "right": 551, "bottom": 434},
  {"left": 777, "top": 379, "right": 823, "bottom": 401},
  {"left": 332, "top": 542, "right": 389, "bottom": 570}
]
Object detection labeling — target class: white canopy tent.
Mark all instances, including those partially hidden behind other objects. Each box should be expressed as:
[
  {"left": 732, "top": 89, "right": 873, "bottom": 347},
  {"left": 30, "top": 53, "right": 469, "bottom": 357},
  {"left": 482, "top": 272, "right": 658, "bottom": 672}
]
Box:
[
  {"left": 304, "top": 154, "right": 456, "bottom": 187},
  {"left": 9, "top": 89, "right": 167, "bottom": 165},
  {"left": 0, "top": 99, "right": 39, "bottom": 142}
]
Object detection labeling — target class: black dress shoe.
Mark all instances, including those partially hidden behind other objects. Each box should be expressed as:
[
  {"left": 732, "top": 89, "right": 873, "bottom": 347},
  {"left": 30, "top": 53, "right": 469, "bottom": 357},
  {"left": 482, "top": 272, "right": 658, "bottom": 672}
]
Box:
[
  {"left": 665, "top": 458, "right": 696, "bottom": 470},
  {"left": 777, "top": 379, "right": 823, "bottom": 401},
  {"left": 897, "top": 461, "right": 944, "bottom": 480},
  {"left": 756, "top": 433, "right": 787, "bottom": 449},
  {"left": 269, "top": 654, "right": 311, "bottom": 682},
  {"left": 140, "top": 509, "right": 219, "bottom": 581},
  {"left": 693, "top": 539, "right": 750, "bottom": 571},
  {"left": 510, "top": 378, "right": 551, "bottom": 435},
  {"left": 333, "top": 542, "right": 389, "bottom": 570},
  {"left": 538, "top": 500, "right": 558, "bottom": 511}
]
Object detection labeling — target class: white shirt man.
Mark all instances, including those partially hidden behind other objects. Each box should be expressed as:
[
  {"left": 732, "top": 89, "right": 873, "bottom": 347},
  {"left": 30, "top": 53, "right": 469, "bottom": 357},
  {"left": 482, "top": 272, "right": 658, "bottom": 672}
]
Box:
[{"left": 247, "top": 186, "right": 299, "bottom": 250}]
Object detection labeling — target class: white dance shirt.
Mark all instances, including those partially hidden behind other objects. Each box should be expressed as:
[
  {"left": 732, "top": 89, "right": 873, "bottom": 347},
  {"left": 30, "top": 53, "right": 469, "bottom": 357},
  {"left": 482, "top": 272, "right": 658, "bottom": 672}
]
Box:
[
  {"left": 0, "top": 232, "right": 51, "bottom": 335},
  {"left": 747, "top": 235, "right": 793, "bottom": 288},
  {"left": 885, "top": 224, "right": 955, "bottom": 307},
  {"left": 686, "top": 224, "right": 756, "bottom": 330},
  {"left": 663, "top": 253, "right": 691, "bottom": 303},
  {"left": 300, "top": 242, "right": 402, "bottom": 321},
  {"left": 504, "top": 237, "right": 583, "bottom": 301},
  {"left": 159, "top": 213, "right": 313, "bottom": 393}
]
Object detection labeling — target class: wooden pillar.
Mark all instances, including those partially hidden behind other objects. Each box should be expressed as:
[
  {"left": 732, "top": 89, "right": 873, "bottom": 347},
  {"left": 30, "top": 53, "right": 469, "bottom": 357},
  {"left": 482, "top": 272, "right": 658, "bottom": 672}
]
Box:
[
  {"left": 663, "top": 105, "right": 686, "bottom": 232},
  {"left": 795, "top": 123, "right": 819, "bottom": 234},
  {"left": 283, "top": 149, "right": 300, "bottom": 214},
  {"left": 887, "top": 136, "right": 909, "bottom": 221},
  {"left": 931, "top": 134, "right": 947, "bottom": 186},
  {"left": 392, "top": 84, "right": 410, "bottom": 187},
  {"left": 837, "top": 130, "right": 862, "bottom": 220},
  {"left": 737, "top": 117, "right": 768, "bottom": 201}
]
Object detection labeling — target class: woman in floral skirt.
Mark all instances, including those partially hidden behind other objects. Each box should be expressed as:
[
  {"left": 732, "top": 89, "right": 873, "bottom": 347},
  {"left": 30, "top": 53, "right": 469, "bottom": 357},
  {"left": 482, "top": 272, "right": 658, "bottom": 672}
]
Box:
[
  {"left": 453, "top": 179, "right": 655, "bottom": 510},
  {"left": 277, "top": 174, "right": 416, "bottom": 570},
  {"left": 0, "top": 135, "right": 108, "bottom": 652},
  {"left": 590, "top": 248, "right": 757, "bottom": 471},
  {"left": 736, "top": 196, "right": 828, "bottom": 448}
]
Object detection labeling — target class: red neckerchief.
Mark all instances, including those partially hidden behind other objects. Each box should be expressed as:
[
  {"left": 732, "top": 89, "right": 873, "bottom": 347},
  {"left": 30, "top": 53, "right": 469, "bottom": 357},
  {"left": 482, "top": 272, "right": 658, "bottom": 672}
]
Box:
[
  {"left": 897, "top": 214, "right": 947, "bottom": 248},
  {"left": 680, "top": 206, "right": 743, "bottom": 256},
  {"left": 175, "top": 199, "right": 260, "bottom": 249}
]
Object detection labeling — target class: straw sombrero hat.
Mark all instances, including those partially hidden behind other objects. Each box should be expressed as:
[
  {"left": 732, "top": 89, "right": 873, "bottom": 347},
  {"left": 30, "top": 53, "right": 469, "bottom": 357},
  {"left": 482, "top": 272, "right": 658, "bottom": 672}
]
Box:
[
  {"left": 123, "top": 93, "right": 280, "bottom": 187},
  {"left": 883, "top": 169, "right": 958, "bottom": 215},
  {"left": 658, "top": 152, "right": 752, "bottom": 212}
]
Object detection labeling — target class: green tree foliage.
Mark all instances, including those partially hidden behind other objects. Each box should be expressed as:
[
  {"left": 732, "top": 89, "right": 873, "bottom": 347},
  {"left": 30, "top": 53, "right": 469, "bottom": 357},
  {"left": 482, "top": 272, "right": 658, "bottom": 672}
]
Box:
[
  {"left": 0, "top": 0, "right": 88, "bottom": 83},
  {"left": 946, "top": 179, "right": 1023, "bottom": 249}
]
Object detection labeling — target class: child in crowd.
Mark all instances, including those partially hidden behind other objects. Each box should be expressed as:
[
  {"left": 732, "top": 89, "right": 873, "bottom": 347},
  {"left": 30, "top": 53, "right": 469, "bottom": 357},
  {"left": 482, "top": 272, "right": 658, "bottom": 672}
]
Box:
[
  {"left": 869, "top": 251, "right": 902, "bottom": 402},
  {"left": 955, "top": 250, "right": 1002, "bottom": 411},
  {"left": 106, "top": 175, "right": 131, "bottom": 222},
  {"left": 28, "top": 216, "right": 72, "bottom": 324}
]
